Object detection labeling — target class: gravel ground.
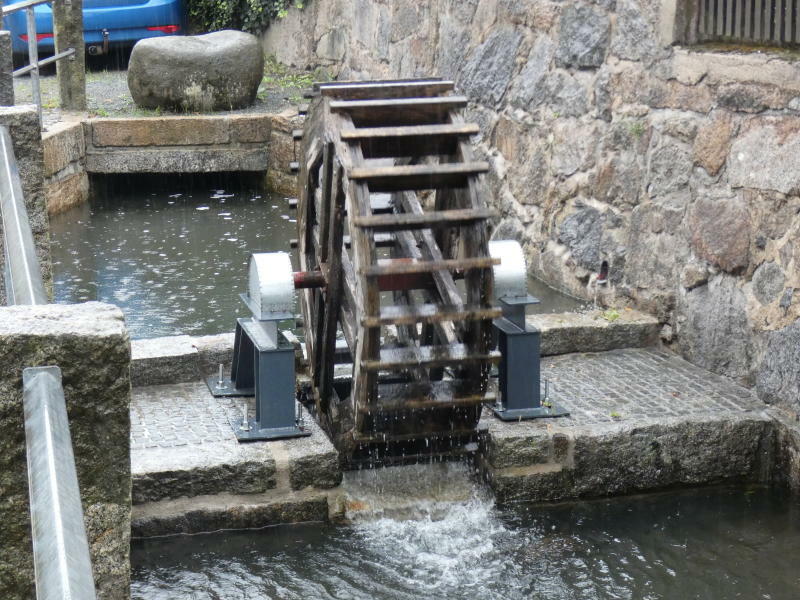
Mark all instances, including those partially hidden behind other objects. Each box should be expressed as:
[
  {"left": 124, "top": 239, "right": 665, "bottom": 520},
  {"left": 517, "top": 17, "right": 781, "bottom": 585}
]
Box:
[{"left": 13, "top": 58, "right": 306, "bottom": 128}]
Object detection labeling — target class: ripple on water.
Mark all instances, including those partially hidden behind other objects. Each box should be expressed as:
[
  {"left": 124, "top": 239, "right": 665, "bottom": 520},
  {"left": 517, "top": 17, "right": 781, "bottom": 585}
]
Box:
[{"left": 131, "top": 480, "right": 800, "bottom": 600}]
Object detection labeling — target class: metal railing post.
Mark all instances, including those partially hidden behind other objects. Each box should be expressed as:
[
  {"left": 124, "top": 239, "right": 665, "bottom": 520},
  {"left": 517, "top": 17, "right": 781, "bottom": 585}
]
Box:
[
  {"left": 25, "top": 5, "right": 42, "bottom": 127},
  {"left": 23, "top": 366, "right": 98, "bottom": 600},
  {"left": 0, "top": 124, "right": 47, "bottom": 305}
]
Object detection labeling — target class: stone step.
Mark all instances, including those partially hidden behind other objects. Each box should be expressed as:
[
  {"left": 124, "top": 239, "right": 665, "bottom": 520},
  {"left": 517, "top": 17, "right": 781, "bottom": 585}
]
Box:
[
  {"left": 527, "top": 308, "right": 660, "bottom": 356},
  {"left": 131, "top": 383, "right": 341, "bottom": 505},
  {"left": 132, "top": 489, "right": 333, "bottom": 537}
]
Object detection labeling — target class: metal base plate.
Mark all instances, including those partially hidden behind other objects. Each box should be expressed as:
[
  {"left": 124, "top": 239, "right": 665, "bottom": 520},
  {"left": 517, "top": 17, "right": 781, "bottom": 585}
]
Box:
[
  {"left": 206, "top": 376, "right": 254, "bottom": 398},
  {"left": 492, "top": 403, "right": 570, "bottom": 421},
  {"left": 230, "top": 417, "right": 312, "bottom": 442}
]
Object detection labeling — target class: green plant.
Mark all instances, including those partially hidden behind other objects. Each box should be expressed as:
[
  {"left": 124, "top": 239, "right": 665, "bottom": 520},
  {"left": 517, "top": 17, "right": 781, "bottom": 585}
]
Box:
[
  {"left": 610, "top": 411, "right": 622, "bottom": 420},
  {"left": 188, "top": 0, "right": 307, "bottom": 36},
  {"left": 628, "top": 120, "right": 646, "bottom": 139},
  {"left": 93, "top": 108, "right": 110, "bottom": 117},
  {"left": 262, "top": 55, "right": 314, "bottom": 88},
  {"left": 601, "top": 308, "right": 620, "bottom": 322}
]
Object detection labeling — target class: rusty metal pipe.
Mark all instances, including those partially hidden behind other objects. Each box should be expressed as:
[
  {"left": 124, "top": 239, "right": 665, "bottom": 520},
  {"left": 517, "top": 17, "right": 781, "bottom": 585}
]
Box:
[{"left": 293, "top": 270, "right": 327, "bottom": 289}]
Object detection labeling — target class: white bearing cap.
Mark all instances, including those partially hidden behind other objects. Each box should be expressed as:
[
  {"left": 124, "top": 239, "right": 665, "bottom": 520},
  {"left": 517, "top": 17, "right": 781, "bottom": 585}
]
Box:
[
  {"left": 488, "top": 240, "right": 527, "bottom": 301},
  {"left": 248, "top": 252, "right": 295, "bottom": 319}
]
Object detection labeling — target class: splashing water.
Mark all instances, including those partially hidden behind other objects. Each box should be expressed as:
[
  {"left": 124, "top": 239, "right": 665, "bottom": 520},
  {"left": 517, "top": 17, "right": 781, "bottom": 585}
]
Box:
[{"left": 132, "top": 473, "right": 800, "bottom": 600}]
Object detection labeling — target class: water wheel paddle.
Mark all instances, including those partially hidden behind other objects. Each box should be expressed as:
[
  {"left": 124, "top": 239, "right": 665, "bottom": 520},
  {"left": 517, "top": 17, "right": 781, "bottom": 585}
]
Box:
[{"left": 294, "top": 79, "right": 503, "bottom": 467}]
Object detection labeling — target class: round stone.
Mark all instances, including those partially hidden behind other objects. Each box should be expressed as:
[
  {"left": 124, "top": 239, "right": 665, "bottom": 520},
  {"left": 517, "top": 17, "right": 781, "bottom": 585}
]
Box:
[{"left": 128, "top": 30, "right": 265, "bottom": 112}]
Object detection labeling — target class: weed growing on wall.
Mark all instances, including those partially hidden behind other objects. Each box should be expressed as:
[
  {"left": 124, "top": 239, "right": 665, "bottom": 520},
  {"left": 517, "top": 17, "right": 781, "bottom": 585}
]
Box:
[{"left": 188, "top": 0, "right": 306, "bottom": 35}]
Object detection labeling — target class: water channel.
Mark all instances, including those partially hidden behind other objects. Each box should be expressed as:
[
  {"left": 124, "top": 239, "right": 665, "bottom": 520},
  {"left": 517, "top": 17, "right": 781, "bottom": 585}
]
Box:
[
  {"left": 131, "top": 464, "right": 799, "bottom": 600},
  {"left": 49, "top": 176, "right": 585, "bottom": 339}
]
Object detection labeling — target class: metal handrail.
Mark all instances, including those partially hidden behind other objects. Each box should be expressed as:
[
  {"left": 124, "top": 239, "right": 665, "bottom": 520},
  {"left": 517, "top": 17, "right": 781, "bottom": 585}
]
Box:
[
  {"left": 2, "top": 0, "right": 76, "bottom": 127},
  {"left": 23, "top": 366, "right": 98, "bottom": 600},
  {"left": 0, "top": 124, "right": 47, "bottom": 304},
  {"left": 0, "top": 124, "right": 97, "bottom": 599}
]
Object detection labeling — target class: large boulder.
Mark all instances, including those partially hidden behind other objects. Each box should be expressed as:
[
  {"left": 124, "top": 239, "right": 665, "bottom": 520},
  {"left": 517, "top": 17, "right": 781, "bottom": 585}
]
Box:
[{"left": 128, "top": 30, "right": 265, "bottom": 112}]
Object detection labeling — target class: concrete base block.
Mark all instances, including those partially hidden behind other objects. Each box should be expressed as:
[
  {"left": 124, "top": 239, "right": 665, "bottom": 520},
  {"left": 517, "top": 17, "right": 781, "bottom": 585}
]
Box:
[
  {"left": 132, "top": 490, "right": 330, "bottom": 537},
  {"left": 131, "top": 335, "right": 199, "bottom": 387},
  {"left": 131, "top": 382, "right": 341, "bottom": 524},
  {"left": 527, "top": 308, "right": 660, "bottom": 356},
  {"left": 0, "top": 303, "right": 131, "bottom": 600},
  {"left": 480, "top": 348, "right": 774, "bottom": 504},
  {"left": 86, "top": 147, "right": 269, "bottom": 173}
]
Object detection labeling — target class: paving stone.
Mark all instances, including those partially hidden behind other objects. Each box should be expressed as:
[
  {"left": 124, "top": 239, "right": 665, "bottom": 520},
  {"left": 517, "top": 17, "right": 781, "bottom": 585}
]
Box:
[
  {"left": 131, "top": 381, "right": 340, "bottom": 505},
  {"left": 481, "top": 348, "right": 772, "bottom": 503}
]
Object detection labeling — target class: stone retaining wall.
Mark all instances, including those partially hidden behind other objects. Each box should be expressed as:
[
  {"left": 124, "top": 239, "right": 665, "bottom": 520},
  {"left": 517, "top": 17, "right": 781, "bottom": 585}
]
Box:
[
  {"left": 0, "top": 303, "right": 131, "bottom": 600},
  {"left": 40, "top": 110, "right": 301, "bottom": 217},
  {"left": 0, "top": 106, "right": 51, "bottom": 303},
  {"left": 262, "top": 0, "right": 800, "bottom": 413},
  {"left": 43, "top": 118, "right": 89, "bottom": 215}
]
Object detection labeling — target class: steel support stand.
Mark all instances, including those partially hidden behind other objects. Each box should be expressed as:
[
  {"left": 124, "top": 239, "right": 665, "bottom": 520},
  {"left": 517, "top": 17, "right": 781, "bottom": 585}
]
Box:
[
  {"left": 492, "top": 295, "right": 569, "bottom": 421},
  {"left": 207, "top": 295, "right": 310, "bottom": 441}
]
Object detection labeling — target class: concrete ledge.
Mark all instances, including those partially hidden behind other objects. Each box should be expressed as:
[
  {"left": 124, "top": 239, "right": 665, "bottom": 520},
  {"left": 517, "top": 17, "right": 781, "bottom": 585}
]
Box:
[
  {"left": 483, "top": 413, "right": 774, "bottom": 504},
  {"left": 132, "top": 490, "right": 330, "bottom": 537},
  {"left": 131, "top": 382, "right": 341, "bottom": 509},
  {"left": 43, "top": 119, "right": 85, "bottom": 175},
  {"left": 131, "top": 335, "right": 199, "bottom": 387},
  {"left": 85, "top": 147, "right": 269, "bottom": 173},
  {"left": 771, "top": 408, "right": 800, "bottom": 493},
  {"left": 480, "top": 347, "right": 773, "bottom": 503},
  {"left": 527, "top": 308, "right": 660, "bottom": 356},
  {"left": 89, "top": 114, "right": 272, "bottom": 147},
  {"left": 132, "top": 443, "right": 278, "bottom": 504},
  {"left": 0, "top": 303, "right": 131, "bottom": 599}
]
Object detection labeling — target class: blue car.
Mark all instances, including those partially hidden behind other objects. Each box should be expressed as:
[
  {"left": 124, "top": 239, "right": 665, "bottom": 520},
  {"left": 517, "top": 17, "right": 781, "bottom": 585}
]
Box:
[{"left": 2, "top": 0, "right": 185, "bottom": 56}]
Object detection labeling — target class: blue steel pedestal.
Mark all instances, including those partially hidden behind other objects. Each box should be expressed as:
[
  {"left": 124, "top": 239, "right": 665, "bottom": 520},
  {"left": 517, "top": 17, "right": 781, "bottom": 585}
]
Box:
[
  {"left": 492, "top": 295, "right": 569, "bottom": 421},
  {"left": 207, "top": 317, "right": 310, "bottom": 442}
]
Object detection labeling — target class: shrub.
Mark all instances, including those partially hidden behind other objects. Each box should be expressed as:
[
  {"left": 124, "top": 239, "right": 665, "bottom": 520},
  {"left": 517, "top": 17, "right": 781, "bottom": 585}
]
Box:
[{"left": 188, "top": 0, "right": 306, "bottom": 36}]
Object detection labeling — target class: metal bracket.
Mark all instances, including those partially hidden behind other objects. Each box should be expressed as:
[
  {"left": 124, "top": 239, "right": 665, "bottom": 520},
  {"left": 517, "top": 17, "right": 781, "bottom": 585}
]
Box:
[
  {"left": 207, "top": 317, "right": 310, "bottom": 441},
  {"left": 492, "top": 298, "right": 569, "bottom": 421}
]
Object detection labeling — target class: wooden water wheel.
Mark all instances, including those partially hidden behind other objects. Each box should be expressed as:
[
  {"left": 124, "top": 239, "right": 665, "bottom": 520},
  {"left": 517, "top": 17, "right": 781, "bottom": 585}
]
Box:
[{"left": 294, "top": 79, "right": 502, "bottom": 467}]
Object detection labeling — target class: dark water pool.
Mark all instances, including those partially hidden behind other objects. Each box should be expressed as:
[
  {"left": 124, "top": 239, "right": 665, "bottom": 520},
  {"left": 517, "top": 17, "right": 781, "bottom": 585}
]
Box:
[
  {"left": 49, "top": 177, "right": 585, "bottom": 339},
  {"left": 131, "top": 485, "right": 799, "bottom": 600},
  {"left": 49, "top": 177, "right": 295, "bottom": 339}
]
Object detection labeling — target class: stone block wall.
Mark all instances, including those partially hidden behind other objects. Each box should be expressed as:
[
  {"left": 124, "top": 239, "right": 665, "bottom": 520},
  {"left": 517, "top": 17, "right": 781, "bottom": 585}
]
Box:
[
  {"left": 83, "top": 112, "right": 301, "bottom": 195},
  {"left": 0, "top": 303, "right": 131, "bottom": 600},
  {"left": 263, "top": 0, "right": 800, "bottom": 411},
  {"left": 0, "top": 106, "right": 51, "bottom": 304},
  {"left": 43, "top": 118, "right": 89, "bottom": 215}
]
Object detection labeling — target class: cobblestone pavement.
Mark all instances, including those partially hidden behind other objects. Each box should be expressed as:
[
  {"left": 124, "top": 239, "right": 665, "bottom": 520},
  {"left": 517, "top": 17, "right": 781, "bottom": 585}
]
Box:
[
  {"left": 131, "top": 381, "right": 237, "bottom": 451},
  {"left": 132, "top": 348, "right": 761, "bottom": 453},
  {"left": 521, "top": 347, "right": 761, "bottom": 428}
]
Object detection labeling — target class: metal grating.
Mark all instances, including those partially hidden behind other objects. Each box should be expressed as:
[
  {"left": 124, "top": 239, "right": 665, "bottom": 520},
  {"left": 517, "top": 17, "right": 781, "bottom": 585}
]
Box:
[{"left": 698, "top": 0, "right": 800, "bottom": 44}]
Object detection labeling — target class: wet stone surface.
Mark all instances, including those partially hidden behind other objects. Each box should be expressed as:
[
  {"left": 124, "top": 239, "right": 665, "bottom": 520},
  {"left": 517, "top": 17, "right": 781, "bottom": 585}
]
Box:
[
  {"left": 530, "top": 347, "right": 758, "bottom": 426},
  {"left": 131, "top": 381, "right": 340, "bottom": 504},
  {"left": 483, "top": 348, "right": 772, "bottom": 503}
]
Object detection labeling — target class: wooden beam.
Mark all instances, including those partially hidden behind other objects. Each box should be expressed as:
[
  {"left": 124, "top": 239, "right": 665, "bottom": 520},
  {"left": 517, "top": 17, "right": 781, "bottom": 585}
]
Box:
[
  {"left": 362, "top": 303, "right": 502, "bottom": 327},
  {"left": 330, "top": 96, "right": 469, "bottom": 126},
  {"left": 319, "top": 80, "right": 454, "bottom": 100},
  {"left": 363, "top": 256, "right": 498, "bottom": 278},
  {"left": 349, "top": 162, "right": 489, "bottom": 192},
  {"left": 353, "top": 207, "right": 496, "bottom": 232},
  {"left": 363, "top": 344, "right": 501, "bottom": 372},
  {"left": 341, "top": 123, "right": 479, "bottom": 158}
]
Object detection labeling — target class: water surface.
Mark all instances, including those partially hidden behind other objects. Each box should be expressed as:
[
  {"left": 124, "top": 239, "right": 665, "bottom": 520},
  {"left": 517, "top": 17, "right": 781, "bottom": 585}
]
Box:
[
  {"left": 49, "top": 176, "right": 295, "bottom": 339},
  {"left": 131, "top": 484, "right": 799, "bottom": 600},
  {"left": 49, "top": 176, "right": 585, "bottom": 339}
]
